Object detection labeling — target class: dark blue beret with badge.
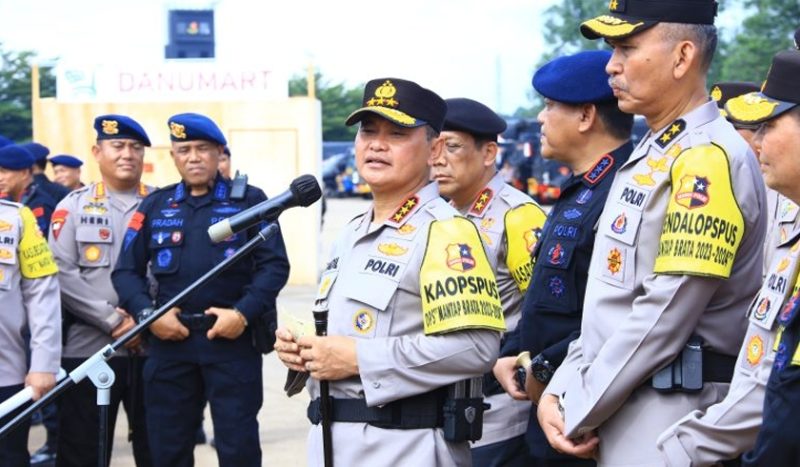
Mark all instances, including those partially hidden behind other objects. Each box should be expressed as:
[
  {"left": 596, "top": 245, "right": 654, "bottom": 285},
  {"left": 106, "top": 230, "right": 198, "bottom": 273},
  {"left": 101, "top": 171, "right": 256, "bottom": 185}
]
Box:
[
  {"left": 533, "top": 50, "right": 615, "bottom": 104},
  {"left": 726, "top": 49, "right": 800, "bottom": 124},
  {"left": 442, "top": 98, "right": 507, "bottom": 140},
  {"left": 167, "top": 113, "right": 227, "bottom": 146},
  {"left": 0, "top": 135, "right": 12, "bottom": 148},
  {"left": 49, "top": 155, "right": 84, "bottom": 168},
  {"left": 20, "top": 142, "right": 49, "bottom": 161},
  {"left": 345, "top": 78, "right": 448, "bottom": 132},
  {"left": 94, "top": 114, "right": 152, "bottom": 146},
  {"left": 0, "top": 145, "right": 35, "bottom": 170},
  {"left": 581, "top": 0, "right": 718, "bottom": 40}
]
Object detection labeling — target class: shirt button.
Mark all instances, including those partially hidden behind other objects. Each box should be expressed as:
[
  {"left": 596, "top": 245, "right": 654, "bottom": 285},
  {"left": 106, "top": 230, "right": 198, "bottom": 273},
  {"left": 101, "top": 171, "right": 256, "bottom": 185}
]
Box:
[{"left": 372, "top": 381, "right": 381, "bottom": 389}]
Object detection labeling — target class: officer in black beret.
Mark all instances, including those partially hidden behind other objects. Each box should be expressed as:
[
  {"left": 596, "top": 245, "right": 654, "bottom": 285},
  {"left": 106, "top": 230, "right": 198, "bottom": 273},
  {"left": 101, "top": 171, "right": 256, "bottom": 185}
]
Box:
[
  {"left": 113, "top": 112, "right": 290, "bottom": 467},
  {"left": 20, "top": 142, "right": 70, "bottom": 204},
  {"left": 431, "top": 98, "right": 547, "bottom": 467},
  {"left": 277, "top": 78, "right": 504, "bottom": 466}
]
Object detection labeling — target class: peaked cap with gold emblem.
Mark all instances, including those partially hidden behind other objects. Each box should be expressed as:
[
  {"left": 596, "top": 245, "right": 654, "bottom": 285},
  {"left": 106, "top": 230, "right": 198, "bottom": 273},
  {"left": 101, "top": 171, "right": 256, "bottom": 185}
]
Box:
[
  {"left": 710, "top": 81, "right": 760, "bottom": 128},
  {"left": 725, "top": 50, "right": 800, "bottom": 124},
  {"left": 345, "top": 78, "right": 447, "bottom": 132},
  {"left": 167, "top": 112, "right": 227, "bottom": 146},
  {"left": 580, "top": 0, "right": 718, "bottom": 40},
  {"left": 93, "top": 114, "right": 152, "bottom": 146}
]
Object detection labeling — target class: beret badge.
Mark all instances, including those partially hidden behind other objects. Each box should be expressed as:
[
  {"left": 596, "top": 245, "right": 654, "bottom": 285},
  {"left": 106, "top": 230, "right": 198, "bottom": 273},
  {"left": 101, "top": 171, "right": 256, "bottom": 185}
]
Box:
[
  {"left": 170, "top": 122, "right": 187, "bottom": 139},
  {"left": 101, "top": 120, "right": 119, "bottom": 135}
]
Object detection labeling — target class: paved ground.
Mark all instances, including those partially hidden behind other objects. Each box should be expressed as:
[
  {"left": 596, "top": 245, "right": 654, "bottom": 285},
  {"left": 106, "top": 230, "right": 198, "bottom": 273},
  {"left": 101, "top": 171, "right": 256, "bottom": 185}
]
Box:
[{"left": 28, "top": 197, "right": 372, "bottom": 467}]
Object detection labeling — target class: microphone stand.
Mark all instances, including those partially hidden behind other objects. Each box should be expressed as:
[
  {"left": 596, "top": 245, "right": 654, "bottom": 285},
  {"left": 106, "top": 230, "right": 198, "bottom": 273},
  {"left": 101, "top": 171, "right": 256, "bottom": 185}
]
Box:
[
  {"left": 312, "top": 299, "right": 333, "bottom": 467},
  {"left": 0, "top": 223, "right": 281, "bottom": 467}
]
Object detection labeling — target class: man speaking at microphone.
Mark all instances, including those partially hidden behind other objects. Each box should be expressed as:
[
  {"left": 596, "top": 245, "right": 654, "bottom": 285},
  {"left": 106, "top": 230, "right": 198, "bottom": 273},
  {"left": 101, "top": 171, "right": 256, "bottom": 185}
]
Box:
[{"left": 112, "top": 113, "right": 290, "bottom": 467}]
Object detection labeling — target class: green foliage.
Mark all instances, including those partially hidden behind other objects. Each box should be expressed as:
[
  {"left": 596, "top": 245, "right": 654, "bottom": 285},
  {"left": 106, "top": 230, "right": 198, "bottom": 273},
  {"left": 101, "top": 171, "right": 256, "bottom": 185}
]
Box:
[
  {"left": 0, "top": 44, "right": 55, "bottom": 142},
  {"left": 718, "top": 0, "right": 800, "bottom": 83},
  {"left": 289, "top": 72, "right": 364, "bottom": 141}
]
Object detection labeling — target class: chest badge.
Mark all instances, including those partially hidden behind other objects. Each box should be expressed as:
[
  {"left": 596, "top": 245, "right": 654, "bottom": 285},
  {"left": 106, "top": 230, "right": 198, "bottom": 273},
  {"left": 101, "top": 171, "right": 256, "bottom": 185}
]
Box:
[{"left": 353, "top": 309, "right": 375, "bottom": 333}]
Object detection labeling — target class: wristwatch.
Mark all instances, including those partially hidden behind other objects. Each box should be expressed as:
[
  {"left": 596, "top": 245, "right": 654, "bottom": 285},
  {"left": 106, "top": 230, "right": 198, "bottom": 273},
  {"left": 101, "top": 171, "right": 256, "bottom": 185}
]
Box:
[
  {"left": 135, "top": 307, "right": 155, "bottom": 324},
  {"left": 530, "top": 353, "right": 556, "bottom": 384}
]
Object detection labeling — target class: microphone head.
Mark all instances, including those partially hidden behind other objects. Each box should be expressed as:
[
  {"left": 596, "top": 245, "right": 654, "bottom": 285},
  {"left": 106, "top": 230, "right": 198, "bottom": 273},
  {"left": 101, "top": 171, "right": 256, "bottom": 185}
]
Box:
[{"left": 290, "top": 174, "right": 322, "bottom": 207}]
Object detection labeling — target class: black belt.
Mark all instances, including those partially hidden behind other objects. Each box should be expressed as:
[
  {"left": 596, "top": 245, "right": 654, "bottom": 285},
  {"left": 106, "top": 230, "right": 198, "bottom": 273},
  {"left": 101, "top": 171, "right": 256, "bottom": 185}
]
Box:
[
  {"left": 307, "top": 389, "right": 446, "bottom": 430},
  {"left": 177, "top": 313, "right": 217, "bottom": 332},
  {"left": 702, "top": 350, "right": 737, "bottom": 383}
]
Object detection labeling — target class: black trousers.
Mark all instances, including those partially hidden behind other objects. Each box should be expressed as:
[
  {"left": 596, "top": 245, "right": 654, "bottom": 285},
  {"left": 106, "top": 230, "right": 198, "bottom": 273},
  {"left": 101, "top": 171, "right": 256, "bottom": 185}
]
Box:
[
  {"left": 56, "top": 356, "right": 152, "bottom": 467},
  {"left": 0, "top": 384, "right": 31, "bottom": 467}
]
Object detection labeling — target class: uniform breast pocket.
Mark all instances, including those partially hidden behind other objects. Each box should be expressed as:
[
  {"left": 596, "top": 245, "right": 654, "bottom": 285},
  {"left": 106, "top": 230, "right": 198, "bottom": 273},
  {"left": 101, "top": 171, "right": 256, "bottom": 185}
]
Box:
[
  {"left": 149, "top": 230, "right": 184, "bottom": 275},
  {"left": 76, "top": 226, "right": 113, "bottom": 268},
  {"left": 337, "top": 273, "right": 400, "bottom": 339}
]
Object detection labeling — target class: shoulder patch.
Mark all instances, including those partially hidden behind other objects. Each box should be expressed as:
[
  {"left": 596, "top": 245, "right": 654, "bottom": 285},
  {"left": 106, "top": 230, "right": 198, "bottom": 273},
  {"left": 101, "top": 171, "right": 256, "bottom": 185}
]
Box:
[
  {"left": 654, "top": 143, "right": 745, "bottom": 278},
  {"left": 18, "top": 207, "right": 58, "bottom": 278},
  {"left": 583, "top": 154, "right": 615, "bottom": 185},
  {"left": 655, "top": 119, "right": 687, "bottom": 149},
  {"left": 469, "top": 187, "right": 494, "bottom": 216},
  {"left": 420, "top": 216, "right": 505, "bottom": 335},
  {"left": 504, "top": 203, "right": 547, "bottom": 293}
]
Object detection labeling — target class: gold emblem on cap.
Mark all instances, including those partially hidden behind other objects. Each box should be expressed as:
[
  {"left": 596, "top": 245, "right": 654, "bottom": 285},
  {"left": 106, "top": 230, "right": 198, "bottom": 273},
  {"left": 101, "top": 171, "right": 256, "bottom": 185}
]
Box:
[
  {"left": 711, "top": 86, "right": 722, "bottom": 102},
  {"left": 583, "top": 15, "right": 644, "bottom": 38},
  {"left": 170, "top": 122, "right": 187, "bottom": 139},
  {"left": 101, "top": 120, "right": 119, "bottom": 135},
  {"left": 367, "top": 80, "right": 399, "bottom": 108},
  {"left": 609, "top": 0, "right": 618, "bottom": 10},
  {"left": 726, "top": 92, "right": 778, "bottom": 123}
]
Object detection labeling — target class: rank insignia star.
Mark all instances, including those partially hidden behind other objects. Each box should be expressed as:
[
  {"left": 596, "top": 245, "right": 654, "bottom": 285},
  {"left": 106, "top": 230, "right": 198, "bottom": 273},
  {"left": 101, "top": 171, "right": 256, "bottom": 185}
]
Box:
[
  {"left": 389, "top": 195, "right": 419, "bottom": 224},
  {"left": 656, "top": 119, "right": 686, "bottom": 149},
  {"left": 469, "top": 188, "right": 494, "bottom": 215}
]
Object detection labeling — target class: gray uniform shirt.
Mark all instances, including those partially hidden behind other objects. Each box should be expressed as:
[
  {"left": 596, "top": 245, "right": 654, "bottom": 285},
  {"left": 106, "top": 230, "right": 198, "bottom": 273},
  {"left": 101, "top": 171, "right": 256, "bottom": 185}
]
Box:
[
  {"left": 459, "top": 173, "right": 547, "bottom": 447},
  {"left": 764, "top": 191, "right": 800, "bottom": 271},
  {"left": 546, "top": 101, "right": 767, "bottom": 466},
  {"left": 657, "top": 228, "right": 800, "bottom": 466},
  {"left": 48, "top": 182, "right": 151, "bottom": 358},
  {"left": 306, "top": 182, "right": 502, "bottom": 467},
  {"left": 0, "top": 200, "right": 61, "bottom": 386}
]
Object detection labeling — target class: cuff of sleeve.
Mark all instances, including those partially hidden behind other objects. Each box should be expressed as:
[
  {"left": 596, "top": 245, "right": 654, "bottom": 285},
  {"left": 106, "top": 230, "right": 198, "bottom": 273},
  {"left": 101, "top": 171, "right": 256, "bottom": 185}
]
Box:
[
  {"left": 356, "top": 339, "right": 396, "bottom": 406},
  {"left": 102, "top": 306, "right": 124, "bottom": 333},
  {"left": 658, "top": 433, "right": 693, "bottom": 467},
  {"left": 234, "top": 296, "right": 270, "bottom": 323},
  {"left": 544, "top": 362, "right": 573, "bottom": 396},
  {"left": 30, "top": 351, "right": 59, "bottom": 375}
]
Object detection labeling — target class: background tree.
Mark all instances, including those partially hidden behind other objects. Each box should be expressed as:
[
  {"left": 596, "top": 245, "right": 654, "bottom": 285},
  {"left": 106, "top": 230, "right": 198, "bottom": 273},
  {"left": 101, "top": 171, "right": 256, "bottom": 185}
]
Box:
[
  {"left": 290, "top": 72, "right": 363, "bottom": 141},
  {"left": 718, "top": 0, "right": 799, "bottom": 83},
  {"left": 0, "top": 43, "right": 55, "bottom": 142}
]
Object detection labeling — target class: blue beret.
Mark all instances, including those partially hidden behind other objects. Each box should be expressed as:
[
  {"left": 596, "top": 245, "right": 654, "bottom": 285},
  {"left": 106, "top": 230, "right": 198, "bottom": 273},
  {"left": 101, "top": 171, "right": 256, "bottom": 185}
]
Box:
[
  {"left": 49, "top": 155, "right": 84, "bottom": 168},
  {"left": 94, "top": 114, "right": 151, "bottom": 146},
  {"left": 442, "top": 98, "right": 507, "bottom": 137},
  {"left": 0, "top": 145, "right": 35, "bottom": 170},
  {"left": 533, "top": 50, "right": 615, "bottom": 105},
  {"left": 0, "top": 135, "right": 12, "bottom": 148},
  {"left": 20, "top": 142, "right": 50, "bottom": 161},
  {"left": 167, "top": 113, "right": 227, "bottom": 146}
]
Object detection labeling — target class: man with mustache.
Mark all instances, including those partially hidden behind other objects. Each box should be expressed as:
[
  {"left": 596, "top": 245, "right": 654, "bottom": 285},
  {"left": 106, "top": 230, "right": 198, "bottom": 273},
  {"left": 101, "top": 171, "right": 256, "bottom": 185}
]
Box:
[{"left": 537, "top": 0, "right": 767, "bottom": 464}]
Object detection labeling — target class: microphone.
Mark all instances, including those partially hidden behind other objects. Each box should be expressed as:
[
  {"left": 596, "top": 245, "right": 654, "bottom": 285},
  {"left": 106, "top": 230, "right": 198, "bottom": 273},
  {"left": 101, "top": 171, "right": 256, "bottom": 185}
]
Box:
[{"left": 208, "top": 174, "right": 321, "bottom": 243}]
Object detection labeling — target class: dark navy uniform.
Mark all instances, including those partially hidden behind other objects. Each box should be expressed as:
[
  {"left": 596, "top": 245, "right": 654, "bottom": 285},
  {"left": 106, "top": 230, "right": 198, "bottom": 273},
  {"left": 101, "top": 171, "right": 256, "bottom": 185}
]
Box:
[
  {"left": 34, "top": 173, "right": 69, "bottom": 204},
  {"left": 112, "top": 173, "right": 289, "bottom": 467},
  {"left": 514, "top": 142, "right": 631, "bottom": 464}
]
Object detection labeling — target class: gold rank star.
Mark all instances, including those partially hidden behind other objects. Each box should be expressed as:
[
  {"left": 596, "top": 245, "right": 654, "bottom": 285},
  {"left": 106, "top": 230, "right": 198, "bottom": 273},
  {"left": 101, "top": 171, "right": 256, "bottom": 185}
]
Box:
[
  {"left": 609, "top": 0, "right": 618, "bottom": 9},
  {"left": 475, "top": 201, "right": 485, "bottom": 210},
  {"left": 393, "top": 212, "right": 404, "bottom": 221},
  {"left": 669, "top": 123, "right": 682, "bottom": 135},
  {"left": 405, "top": 199, "right": 417, "bottom": 209},
  {"left": 479, "top": 193, "right": 490, "bottom": 203},
  {"left": 659, "top": 132, "right": 671, "bottom": 144}
]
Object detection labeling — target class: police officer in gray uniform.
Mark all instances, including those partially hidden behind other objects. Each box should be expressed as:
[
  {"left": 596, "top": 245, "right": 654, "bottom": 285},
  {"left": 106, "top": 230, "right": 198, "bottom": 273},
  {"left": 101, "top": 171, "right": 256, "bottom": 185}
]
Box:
[
  {"left": 656, "top": 45, "right": 800, "bottom": 467},
  {"left": 430, "top": 97, "right": 546, "bottom": 466},
  {"left": 49, "top": 115, "right": 154, "bottom": 467},
  {"left": 0, "top": 145, "right": 62, "bottom": 467},
  {"left": 537, "top": 1, "right": 768, "bottom": 465},
  {"left": 276, "top": 78, "right": 505, "bottom": 466}
]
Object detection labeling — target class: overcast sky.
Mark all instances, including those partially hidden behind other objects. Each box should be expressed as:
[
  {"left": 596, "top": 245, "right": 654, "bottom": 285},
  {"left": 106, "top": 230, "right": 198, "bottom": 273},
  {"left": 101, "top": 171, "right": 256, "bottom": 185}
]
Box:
[{"left": 0, "top": 0, "right": 742, "bottom": 115}]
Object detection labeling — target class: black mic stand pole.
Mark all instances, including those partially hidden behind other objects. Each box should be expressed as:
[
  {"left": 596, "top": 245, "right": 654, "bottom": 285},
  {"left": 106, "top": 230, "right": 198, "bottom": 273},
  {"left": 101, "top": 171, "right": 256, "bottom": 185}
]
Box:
[
  {"left": 0, "top": 223, "right": 281, "bottom": 467},
  {"left": 312, "top": 299, "right": 333, "bottom": 467}
]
